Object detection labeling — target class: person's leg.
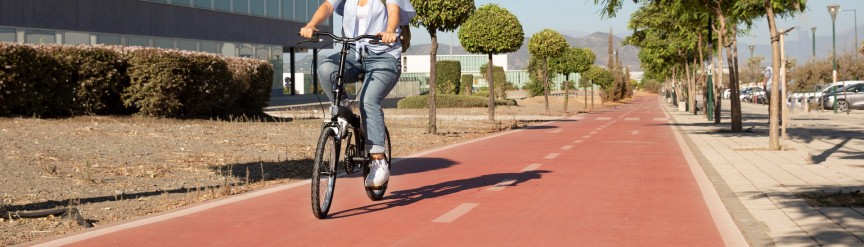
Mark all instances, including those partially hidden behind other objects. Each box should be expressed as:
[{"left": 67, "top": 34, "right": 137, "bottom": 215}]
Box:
[
  {"left": 317, "top": 51, "right": 362, "bottom": 102},
  {"left": 358, "top": 53, "right": 401, "bottom": 156}
]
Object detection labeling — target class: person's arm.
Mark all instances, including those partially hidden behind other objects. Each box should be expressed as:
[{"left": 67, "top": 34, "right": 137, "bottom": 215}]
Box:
[
  {"left": 376, "top": 3, "right": 400, "bottom": 44},
  {"left": 300, "top": 1, "right": 335, "bottom": 39}
]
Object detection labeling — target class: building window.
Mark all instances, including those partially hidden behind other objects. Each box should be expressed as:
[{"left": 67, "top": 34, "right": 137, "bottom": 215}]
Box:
[
  {"left": 307, "top": 0, "right": 318, "bottom": 22},
  {"left": 96, "top": 34, "right": 121, "bottom": 45},
  {"left": 221, "top": 43, "right": 237, "bottom": 57},
  {"left": 294, "top": 0, "right": 307, "bottom": 22},
  {"left": 25, "top": 29, "right": 55, "bottom": 44},
  {"left": 201, "top": 41, "right": 219, "bottom": 53},
  {"left": 250, "top": 0, "right": 265, "bottom": 16},
  {"left": 64, "top": 32, "right": 90, "bottom": 45},
  {"left": 127, "top": 36, "right": 150, "bottom": 47},
  {"left": 214, "top": 0, "right": 230, "bottom": 11},
  {"left": 256, "top": 45, "right": 270, "bottom": 60},
  {"left": 239, "top": 44, "right": 254, "bottom": 58},
  {"left": 172, "top": 0, "right": 191, "bottom": 6},
  {"left": 178, "top": 39, "right": 197, "bottom": 51},
  {"left": 266, "top": 0, "right": 280, "bottom": 18},
  {"left": 0, "top": 27, "right": 16, "bottom": 42},
  {"left": 153, "top": 38, "right": 175, "bottom": 49},
  {"left": 194, "top": 0, "right": 212, "bottom": 9},
  {"left": 232, "top": 0, "right": 248, "bottom": 14}
]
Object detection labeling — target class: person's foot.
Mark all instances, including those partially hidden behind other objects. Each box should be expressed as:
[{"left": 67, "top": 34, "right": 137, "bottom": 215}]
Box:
[{"left": 365, "top": 157, "right": 389, "bottom": 189}]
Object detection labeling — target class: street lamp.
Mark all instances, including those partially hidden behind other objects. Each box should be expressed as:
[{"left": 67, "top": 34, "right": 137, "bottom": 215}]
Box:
[
  {"left": 843, "top": 9, "right": 858, "bottom": 54},
  {"left": 828, "top": 4, "right": 840, "bottom": 113},
  {"left": 811, "top": 26, "right": 817, "bottom": 58}
]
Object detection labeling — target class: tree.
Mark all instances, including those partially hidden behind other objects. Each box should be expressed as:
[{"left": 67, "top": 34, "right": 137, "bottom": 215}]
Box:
[
  {"left": 550, "top": 47, "right": 595, "bottom": 113},
  {"left": 459, "top": 4, "right": 524, "bottom": 121},
  {"left": 582, "top": 65, "right": 613, "bottom": 106},
  {"left": 410, "top": 0, "right": 475, "bottom": 134},
  {"left": 435, "top": 60, "right": 461, "bottom": 94},
  {"left": 528, "top": 29, "right": 568, "bottom": 115}
]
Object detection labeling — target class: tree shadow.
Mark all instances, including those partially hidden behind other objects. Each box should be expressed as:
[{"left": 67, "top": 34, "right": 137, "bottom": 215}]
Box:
[
  {"left": 736, "top": 186, "right": 864, "bottom": 246},
  {"left": 327, "top": 170, "right": 551, "bottom": 219}
]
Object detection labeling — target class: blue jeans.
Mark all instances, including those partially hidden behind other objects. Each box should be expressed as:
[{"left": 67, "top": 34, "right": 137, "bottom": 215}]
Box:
[{"left": 318, "top": 49, "right": 400, "bottom": 154}]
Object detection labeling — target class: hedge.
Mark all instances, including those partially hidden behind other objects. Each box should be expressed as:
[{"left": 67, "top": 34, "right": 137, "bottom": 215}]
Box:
[
  {"left": 0, "top": 42, "right": 272, "bottom": 117},
  {"left": 435, "top": 60, "right": 461, "bottom": 95},
  {"left": 397, "top": 94, "right": 516, "bottom": 109},
  {"left": 460, "top": 74, "right": 473, "bottom": 95}
]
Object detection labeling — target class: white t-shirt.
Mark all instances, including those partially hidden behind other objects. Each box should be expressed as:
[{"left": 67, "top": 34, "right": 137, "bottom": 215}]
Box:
[{"left": 356, "top": 3, "right": 370, "bottom": 35}]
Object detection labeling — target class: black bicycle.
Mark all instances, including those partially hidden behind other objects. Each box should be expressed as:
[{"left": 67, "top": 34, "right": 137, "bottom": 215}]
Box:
[{"left": 299, "top": 32, "right": 393, "bottom": 219}]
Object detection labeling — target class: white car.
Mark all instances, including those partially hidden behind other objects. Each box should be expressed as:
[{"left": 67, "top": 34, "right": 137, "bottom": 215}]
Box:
[{"left": 723, "top": 89, "right": 731, "bottom": 99}]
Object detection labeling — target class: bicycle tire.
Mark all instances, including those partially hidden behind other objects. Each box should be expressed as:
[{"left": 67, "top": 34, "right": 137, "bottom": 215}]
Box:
[
  {"left": 312, "top": 127, "right": 339, "bottom": 219},
  {"left": 364, "top": 127, "right": 392, "bottom": 201}
]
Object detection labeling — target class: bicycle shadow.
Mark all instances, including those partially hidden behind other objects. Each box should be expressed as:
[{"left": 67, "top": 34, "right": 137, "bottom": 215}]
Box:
[{"left": 327, "top": 169, "right": 551, "bottom": 219}]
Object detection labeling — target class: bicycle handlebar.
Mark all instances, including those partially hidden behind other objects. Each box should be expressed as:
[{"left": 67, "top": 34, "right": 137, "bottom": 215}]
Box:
[{"left": 297, "top": 31, "right": 383, "bottom": 45}]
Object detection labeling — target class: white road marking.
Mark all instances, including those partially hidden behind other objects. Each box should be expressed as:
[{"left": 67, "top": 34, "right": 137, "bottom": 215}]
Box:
[
  {"left": 625, "top": 118, "right": 640, "bottom": 121},
  {"left": 544, "top": 153, "right": 560, "bottom": 159},
  {"left": 548, "top": 129, "right": 562, "bottom": 133},
  {"left": 583, "top": 135, "right": 592, "bottom": 139},
  {"left": 590, "top": 131, "right": 598, "bottom": 135},
  {"left": 631, "top": 130, "right": 641, "bottom": 135},
  {"left": 521, "top": 163, "right": 543, "bottom": 171},
  {"left": 432, "top": 203, "right": 479, "bottom": 223},
  {"left": 595, "top": 117, "right": 612, "bottom": 121},
  {"left": 487, "top": 179, "right": 518, "bottom": 191},
  {"left": 561, "top": 145, "right": 573, "bottom": 150},
  {"left": 573, "top": 140, "right": 584, "bottom": 144}
]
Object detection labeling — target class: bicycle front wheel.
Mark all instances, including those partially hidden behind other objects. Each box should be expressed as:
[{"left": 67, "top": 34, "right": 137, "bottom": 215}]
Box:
[{"left": 312, "top": 127, "right": 339, "bottom": 219}]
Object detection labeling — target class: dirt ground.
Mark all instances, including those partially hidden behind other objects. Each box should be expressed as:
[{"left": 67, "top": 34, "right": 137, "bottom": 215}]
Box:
[{"left": 0, "top": 91, "right": 618, "bottom": 246}]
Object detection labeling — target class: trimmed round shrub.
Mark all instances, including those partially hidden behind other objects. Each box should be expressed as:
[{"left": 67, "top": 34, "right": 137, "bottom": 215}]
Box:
[
  {"left": 124, "top": 48, "right": 193, "bottom": 116},
  {"left": 436, "top": 60, "right": 461, "bottom": 95},
  {"left": 397, "top": 94, "right": 516, "bottom": 109},
  {"left": 226, "top": 57, "right": 273, "bottom": 115}
]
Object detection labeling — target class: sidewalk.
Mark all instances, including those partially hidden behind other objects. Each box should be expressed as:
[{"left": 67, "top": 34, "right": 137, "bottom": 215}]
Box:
[{"left": 664, "top": 99, "right": 864, "bottom": 246}]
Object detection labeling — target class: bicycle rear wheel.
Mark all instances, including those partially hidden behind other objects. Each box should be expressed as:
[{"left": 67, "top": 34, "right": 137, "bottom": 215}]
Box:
[
  {"left": 364, "top": 127, "right": 392, "bottom": 201},
  {"left": 312, "top": 127, "right": 339, "bottom": 219}
]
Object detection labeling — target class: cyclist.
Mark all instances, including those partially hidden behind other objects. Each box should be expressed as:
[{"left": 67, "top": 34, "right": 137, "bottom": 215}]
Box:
[{"left": 300, "top": 0, "right": 414, "bottom": 189}]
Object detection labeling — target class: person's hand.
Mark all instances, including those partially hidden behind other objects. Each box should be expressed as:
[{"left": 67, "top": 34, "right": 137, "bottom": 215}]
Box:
[
  {"left": 300, "top": 26, "right": 318, "bottom": 39},
  {"left": 377, "top": 31, "right": 398, "bottom": 44}
]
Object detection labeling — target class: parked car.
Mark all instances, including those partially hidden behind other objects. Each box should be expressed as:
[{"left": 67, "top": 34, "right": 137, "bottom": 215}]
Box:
[
  {"left": 740, "top": 86, "right": 764, "bottom": 103},
  {"left": 823, "top": 82, "right": 864, "bottom": 111}
]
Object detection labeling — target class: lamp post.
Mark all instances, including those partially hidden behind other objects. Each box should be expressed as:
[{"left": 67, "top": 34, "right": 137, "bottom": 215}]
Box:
[
  {"left": 829, "top": 4, "right": 840, "bottom": 113},
  {"left": 811, "top": 26, "right": 817, "bottom": 58},
  {"left": 843, "top": 9, "right": 858, "bottom": 53}
]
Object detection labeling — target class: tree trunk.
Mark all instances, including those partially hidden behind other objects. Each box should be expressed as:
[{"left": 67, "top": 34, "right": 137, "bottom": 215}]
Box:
[
  {"left": 564, "top": 74, "right": 570, "bottom": 113},
  {"left": 590, "top": 82, "right": 595, "bottom": 110},
  {"left": 544, "top": 57, "right": 550, "bottom": 115},
  {"left": 487, "top": 53, "right": 496, "bottom": 121},
  {"left": 584, "top": 82, "right": 588, "bottom": 112},
  {"left": 780, "top": 33, "right": 788, "bottom": 139},
  {"left": 765, "top": 0, "right": 781, "bottom": 150},
  {"left": 723, "top": 30, "right": 741, "bottom": 125},
  {"left": 428, "top": 29, "right": 438, "bottom": 134}
]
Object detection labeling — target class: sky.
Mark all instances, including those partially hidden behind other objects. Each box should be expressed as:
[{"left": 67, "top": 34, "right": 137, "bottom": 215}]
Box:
[{"left": 414, "top": 0, "right": 864, "bottom": 53}]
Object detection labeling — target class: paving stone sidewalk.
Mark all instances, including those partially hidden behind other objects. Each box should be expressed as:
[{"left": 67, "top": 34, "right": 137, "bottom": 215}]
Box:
[{"left": 663, "top": 98, "right": 864, "bottom": 246}]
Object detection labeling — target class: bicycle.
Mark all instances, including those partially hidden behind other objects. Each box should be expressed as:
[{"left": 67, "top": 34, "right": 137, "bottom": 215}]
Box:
[{"left": 299, "top": 32, "right": 393, "bottom": 219}]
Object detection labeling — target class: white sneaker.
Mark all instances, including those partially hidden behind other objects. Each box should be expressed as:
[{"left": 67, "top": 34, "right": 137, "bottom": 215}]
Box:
[{"left": 365, "top": 158, "right": 389, "bottom": 189}]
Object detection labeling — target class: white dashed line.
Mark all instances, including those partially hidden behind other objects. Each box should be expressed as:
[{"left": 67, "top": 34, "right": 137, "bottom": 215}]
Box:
[
  {"left": 590, "top": 131, "right": 598, "bottom": 135},
  {"left": 487, "top": 179, "right": 518, "bottom": 191},
  {"left": 573, "top": 140, "right": 584, "bottom": 144},
  {"left": 548, "top": 129, "right": 562, "bottom": 133},
  {"left": 583, "top": 135, "right": 592, "bottom": 139},
  {"left": 521, "top": 163, "right": 543, "bottom": 171},
  {"left": 561, "top": 145, "right": 573, "bottom": 150},
  {"left": 432, "top": 203, "right": 479, "bottom": 223},
  {"left": 595, "top": 117, "right": 612, "bottom": 121},
  {"left": 544, "top": 153, "right": 560, "bottom": 159}
]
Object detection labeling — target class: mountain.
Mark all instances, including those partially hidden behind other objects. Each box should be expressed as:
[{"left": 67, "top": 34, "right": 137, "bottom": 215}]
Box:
[{"left": 405, "top": 32, "right": 642, "bottom": 71}]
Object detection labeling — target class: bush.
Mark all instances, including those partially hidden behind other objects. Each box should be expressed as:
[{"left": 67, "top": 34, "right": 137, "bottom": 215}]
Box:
[
  {"left": 0, "top": 43, "right": 272, "bottom": 117},
  {"left": 227, "top": 57, "right": 273, "bottom": 115},
  {"left": 460, "top": 74, "right": 473, "bottom": 95},
  {"left": 0, "top": 43, "right": 73, "bottom": 116},
  {"left": 397, "top": 94, "right": 515, "bottom": 109},
  {"left": 44, "top": 45, "right": 129, "bottom": 114},
  {"left": 436, "top": 60, "right": 461, "bottom": 95}
]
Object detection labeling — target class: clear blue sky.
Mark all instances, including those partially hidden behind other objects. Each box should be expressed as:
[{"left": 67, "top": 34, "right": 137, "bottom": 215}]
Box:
[{"left": 410, "top": 0, "right": 864, "bottom": 50}]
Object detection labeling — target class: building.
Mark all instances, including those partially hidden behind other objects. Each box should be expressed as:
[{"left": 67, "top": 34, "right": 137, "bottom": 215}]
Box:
[
  {"left": 0, "top": 0, "right": 331, "bottom": 95},
  {"left": 400, "top": 54, "right": 580, "bottom": 94}
]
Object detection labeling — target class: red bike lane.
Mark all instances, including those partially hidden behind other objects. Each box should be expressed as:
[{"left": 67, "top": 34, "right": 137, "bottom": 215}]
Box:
[{"left": 35, "top": 96, "right": 730, "bottom": 246}]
